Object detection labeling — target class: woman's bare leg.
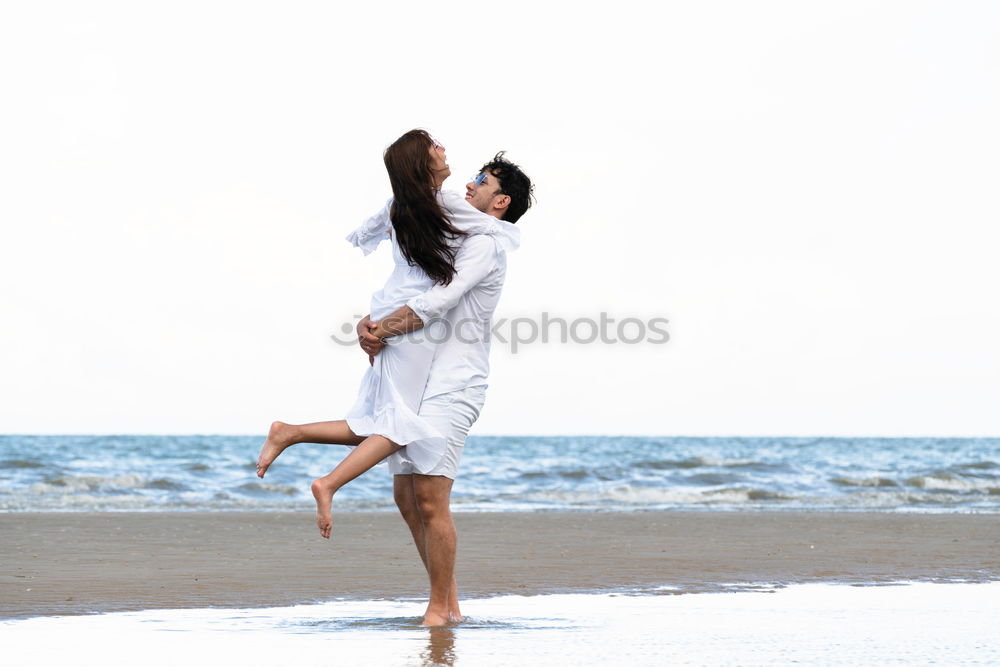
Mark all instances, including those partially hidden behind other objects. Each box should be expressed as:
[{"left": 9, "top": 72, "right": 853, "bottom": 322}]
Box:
[
  {"left": 311, "top": 434, "right": 402, "bottom": 538},
  {"left": 256, "top": 420, "right": 365, "bottom": 478}
]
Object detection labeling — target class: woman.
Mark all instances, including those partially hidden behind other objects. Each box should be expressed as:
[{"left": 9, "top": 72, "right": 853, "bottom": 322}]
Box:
[{"left": 255, "top": 129, "right": 518, "bottom": 540}]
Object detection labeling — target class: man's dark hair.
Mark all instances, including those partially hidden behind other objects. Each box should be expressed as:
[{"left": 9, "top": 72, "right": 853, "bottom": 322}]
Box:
[{"left": 480, "top": 152, "right": 534, "bottom": 223}]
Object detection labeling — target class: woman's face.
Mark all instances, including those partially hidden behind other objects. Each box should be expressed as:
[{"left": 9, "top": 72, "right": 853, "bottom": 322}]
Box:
[{"left": 428, "top": 138, "right": 451, "bottom": 188}]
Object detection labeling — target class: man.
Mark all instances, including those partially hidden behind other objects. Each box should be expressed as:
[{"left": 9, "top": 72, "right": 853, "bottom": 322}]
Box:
[{"left": 359, "top": 152, "right": 534, "bottom": 626}]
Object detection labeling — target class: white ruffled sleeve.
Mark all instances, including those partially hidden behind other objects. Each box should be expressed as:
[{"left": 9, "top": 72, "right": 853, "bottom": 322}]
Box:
[
  {"left": 436, "top": 190, "right": 521, "bottom": 254},
  {"left": 345, "top": 198, "right": 393, "bottom": 255}
]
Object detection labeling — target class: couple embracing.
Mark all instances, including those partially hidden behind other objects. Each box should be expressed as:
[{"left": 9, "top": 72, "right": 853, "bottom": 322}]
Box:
[{"left": 255, "top": 129, "right": 534, "bottom": 626}]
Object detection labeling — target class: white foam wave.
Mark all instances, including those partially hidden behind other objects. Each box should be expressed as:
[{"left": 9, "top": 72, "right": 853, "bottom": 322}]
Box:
[
  {"left": 29, "top": 474, "right": 149, "bottom": 494},
  {"left": 515, "top": 485, "right": 791, "bottom": 506},
  {"left": 695, "top": 457, "right": 761, "bottom": 467},
  {"left": 831, "top": 476, "right": 899, "bottom": 488},
  {"left": 906, "top": 474, "right": 999, "bottom": 493},
  {"left": 236, "top": 482, "right": 300, "bottom": 496}
]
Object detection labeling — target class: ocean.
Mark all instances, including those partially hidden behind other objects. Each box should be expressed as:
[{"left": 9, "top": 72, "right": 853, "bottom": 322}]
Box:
[{"left": 1, "top": 435, "right": 997, "bottom": 513}]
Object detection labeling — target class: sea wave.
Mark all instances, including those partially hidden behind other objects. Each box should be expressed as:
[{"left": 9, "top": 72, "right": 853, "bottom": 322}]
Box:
[
  {"left": 952, "top": 461, "right": 997, "bottom": 471},
  {"left": 1, "top": 435, "right": 998, "bottom": 513},
  {"left": 454, "top": 485, "right": 999, "bottom": 511},
  {"left": 831, "top": 476, "right": 900, "bottom": 488},
  {"left": 236, "top": 482, "right": 300, "bottom": 496},
  {"left": 905, "top": 473, "right": 999, "bottom": 493},
  {"left": 0, "top": 459, "right": 45, "bottom": 470},
  {"left": 509, "top": 485, "right": 794, "bottom": 507},
  {"left": 27, "top": 474, "right": 190, "bottom": 494},
  {"left": 633, "top": 456, "right": 778, "bottom": 470}
]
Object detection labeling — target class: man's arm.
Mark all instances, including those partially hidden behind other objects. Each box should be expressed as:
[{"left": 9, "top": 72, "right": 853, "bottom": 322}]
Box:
[
  {"left": 369, "top": 306, "right": 425, "bottom": 338},
  {"left": 359, "top": 235, "right": 499, "bottom": 354},
  {"left": 357, "top": 308, "right": 425, "bottom": 356},
  {"left": 356, "top": 314, "right": 385, "bottom": 359}
]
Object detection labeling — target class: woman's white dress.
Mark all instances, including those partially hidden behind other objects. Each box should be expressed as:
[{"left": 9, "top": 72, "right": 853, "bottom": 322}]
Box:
[{"left": 343, "top": 190, "right": 519, "bottom": 473}]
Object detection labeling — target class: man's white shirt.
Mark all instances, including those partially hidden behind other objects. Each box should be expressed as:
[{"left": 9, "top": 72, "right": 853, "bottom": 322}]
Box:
[
  {"left": 408, "top": 232, "right": 509, "bottom": 401},
  {"left": 347, "top": 189, "right": 517, "bottom": 403}
]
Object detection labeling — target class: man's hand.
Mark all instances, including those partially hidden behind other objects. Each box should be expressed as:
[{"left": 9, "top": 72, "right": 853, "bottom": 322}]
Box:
[{"left": 357, "top": 315, "right": 385, "bottom": 358}]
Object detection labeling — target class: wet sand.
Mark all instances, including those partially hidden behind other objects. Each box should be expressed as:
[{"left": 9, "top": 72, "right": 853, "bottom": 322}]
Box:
[{"left": 1, "top": 511, "right": 997, "bottom": 618}]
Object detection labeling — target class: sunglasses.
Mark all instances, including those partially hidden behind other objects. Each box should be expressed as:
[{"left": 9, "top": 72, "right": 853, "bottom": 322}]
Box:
[{"left": 470, "top": 173, "right": 488, "bottom": 186}]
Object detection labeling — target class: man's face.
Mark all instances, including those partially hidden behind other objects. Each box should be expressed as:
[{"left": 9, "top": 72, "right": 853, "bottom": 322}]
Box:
[{"left": 465, "top": 170, "right": 507, "bottom": 217}]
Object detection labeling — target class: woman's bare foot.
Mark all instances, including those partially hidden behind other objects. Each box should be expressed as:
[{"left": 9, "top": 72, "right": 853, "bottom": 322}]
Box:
[
  {"left": 449, "top": 610, "right": 464, "bottom": 623},
  {"left": 311, "top": 477, "right": 336, "bottom": 539},
  {"left": 256, "top": 421, "right": 296, "bottom": 478}
]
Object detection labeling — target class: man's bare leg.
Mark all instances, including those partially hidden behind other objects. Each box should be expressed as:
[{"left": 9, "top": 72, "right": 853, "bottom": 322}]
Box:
[
  {"left": 310, "top": 434, "right": 401, "bottom": 539},
  {"left": 412, "top": 474, "right": 460, "bottom": 626},
  {"left": 257, "top": 420, "right": 365, "bottom": 478},
  {"left": 394, "top": 475, "right": 463, "bottom": 622}
]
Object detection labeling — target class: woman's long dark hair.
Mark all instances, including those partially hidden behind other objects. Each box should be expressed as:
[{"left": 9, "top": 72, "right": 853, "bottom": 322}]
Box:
[{"left": 384, "top": 129, "right": 466, "bottom": 285}]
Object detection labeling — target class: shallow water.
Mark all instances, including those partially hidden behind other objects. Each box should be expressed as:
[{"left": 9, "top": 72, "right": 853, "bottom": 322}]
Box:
[
  {"left": 1, "top": 435, "right": 998, "bottom": 512},
  {"left": 3, "top": 583, "right": 998, "bottom": 666}
]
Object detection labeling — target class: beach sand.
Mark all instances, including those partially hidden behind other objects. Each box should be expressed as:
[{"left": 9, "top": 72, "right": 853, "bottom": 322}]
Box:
[{"left": 2, "top": 511, "right": 997, "bottom": 618}]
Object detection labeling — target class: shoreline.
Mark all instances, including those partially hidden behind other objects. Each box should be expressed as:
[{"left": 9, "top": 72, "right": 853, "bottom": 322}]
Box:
[{"left": 2, "top": 510, "right": 998, "bottom": 619}]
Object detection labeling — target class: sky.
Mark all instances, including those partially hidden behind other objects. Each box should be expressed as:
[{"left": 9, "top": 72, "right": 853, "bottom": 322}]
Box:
[{"left": 1, "top": 1, "right": 998, "bottom": 436}]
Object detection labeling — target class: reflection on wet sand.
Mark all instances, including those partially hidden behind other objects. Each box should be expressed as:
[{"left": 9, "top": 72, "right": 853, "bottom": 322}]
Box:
[
  {"left": 420, "top": 626, "right": 456, "bottom": 666},
  {"left": 2, "top": 585, "right": 998, "bottom": 664}
]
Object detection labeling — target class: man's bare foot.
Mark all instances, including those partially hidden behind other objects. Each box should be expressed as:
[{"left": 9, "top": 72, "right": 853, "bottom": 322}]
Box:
[
  {"left": 257, "top": 421, "right": 296, "bottom": 478},
  {"left": 311, "top": 477, "right": 336, "bottom": 539},
  {"left": 449, "top": 610, "right": 464, "bottom": 623},
  {"left": 421, "top": 609, "right": 451, "bottom": 627}
]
